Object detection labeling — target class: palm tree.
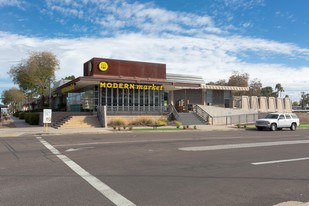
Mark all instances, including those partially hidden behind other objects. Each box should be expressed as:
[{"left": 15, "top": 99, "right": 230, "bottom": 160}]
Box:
[{"left": 275, "top": 83, "right": 284, "bottom": 97}]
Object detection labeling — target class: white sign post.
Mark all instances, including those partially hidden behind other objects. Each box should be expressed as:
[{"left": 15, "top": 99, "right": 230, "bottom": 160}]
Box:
[{"left": 43, "top": 109, "right": 52, "bottom": 132}]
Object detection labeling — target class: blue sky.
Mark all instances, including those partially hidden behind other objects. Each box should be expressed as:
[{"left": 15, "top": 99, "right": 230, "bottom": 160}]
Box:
[{"left": 1, "top": 0, "right": 309, "bottom": 103}]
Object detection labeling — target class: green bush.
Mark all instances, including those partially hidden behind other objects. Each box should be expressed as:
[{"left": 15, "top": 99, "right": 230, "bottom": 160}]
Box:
[
  {"left": 19, "top": 112, "right": 25, "bottom": 119},
  {"left": 13, "top": 112, "right": 20, "bottom": 117},
  {"left": 24, "top": 113, "right": 39, "bottom": 125}
]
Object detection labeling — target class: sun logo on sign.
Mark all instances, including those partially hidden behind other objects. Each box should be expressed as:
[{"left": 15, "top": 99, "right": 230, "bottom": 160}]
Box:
[{"left": 99, "top": 62, "right": 108, "bottom": 72}]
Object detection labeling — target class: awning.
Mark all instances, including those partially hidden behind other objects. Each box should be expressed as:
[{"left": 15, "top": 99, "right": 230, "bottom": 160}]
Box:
[
  {"left": 201, "top": 84, "right": 249, "bottom": 91},
  {"left": 0, "top": 104, "right": 8, "bottom": 108}
]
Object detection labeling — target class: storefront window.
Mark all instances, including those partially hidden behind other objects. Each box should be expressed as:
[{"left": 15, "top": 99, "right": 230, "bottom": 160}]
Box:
[
  {"left": 67, "top": 86, "right": 96, "bottom": 112},
  {"left": 98, "top": 82, "right": 164, "bottom": 113}
]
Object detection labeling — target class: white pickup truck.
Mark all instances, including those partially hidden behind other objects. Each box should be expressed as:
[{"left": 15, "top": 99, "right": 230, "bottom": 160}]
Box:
[{"left": 255, "top": 113, "right": 300, "bottom": 131}]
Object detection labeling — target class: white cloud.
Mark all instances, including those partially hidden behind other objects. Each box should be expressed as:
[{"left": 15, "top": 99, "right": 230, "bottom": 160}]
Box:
[
  {"left": 1, "top": 31, "right": 309, "bottom": 102},
  {"left": 44, "top": 0, "right": 222, "bottom": 36},
  {"left": 0, "top": 0, "right": 25, "bottom": 8}
]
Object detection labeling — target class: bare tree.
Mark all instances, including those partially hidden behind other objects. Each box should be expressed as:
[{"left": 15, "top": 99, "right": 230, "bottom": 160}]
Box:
[{"left": 248, "top": 78, "right": 262, "bottom": 96}]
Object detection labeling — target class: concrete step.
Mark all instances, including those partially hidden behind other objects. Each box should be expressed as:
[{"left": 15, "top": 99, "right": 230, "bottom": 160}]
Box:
[
  {"left": 58, "top": 116, "right": 101, "bottom": 129},
  {"left": 178, "top": 112, "right": 207, "bottom": 125}
]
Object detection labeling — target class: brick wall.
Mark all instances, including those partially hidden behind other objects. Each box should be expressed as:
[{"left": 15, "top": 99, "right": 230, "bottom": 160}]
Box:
[{"left": 294, "top": 112, "right": 309, "bottom": 123}]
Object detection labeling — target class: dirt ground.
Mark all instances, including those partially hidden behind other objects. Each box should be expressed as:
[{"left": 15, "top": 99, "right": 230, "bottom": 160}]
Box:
[{"left": 0, "top": 118, "right": 15, "bottom": 128}]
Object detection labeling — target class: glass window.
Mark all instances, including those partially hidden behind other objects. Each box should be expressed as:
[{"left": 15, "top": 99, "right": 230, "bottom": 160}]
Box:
[
  {"left": 207, "top": 90, "right": 213, "bottom": 105},
  {"left": 265, "top": 114, "right": 279, "bottom": 119},
  {"left": 279, "top": 115, "right": 285, "bottom": 119}
]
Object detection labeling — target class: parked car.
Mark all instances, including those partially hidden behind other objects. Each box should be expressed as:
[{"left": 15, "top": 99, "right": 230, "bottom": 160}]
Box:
[{"left": 255, "top": 113, "right": 300, "bottom": 131}]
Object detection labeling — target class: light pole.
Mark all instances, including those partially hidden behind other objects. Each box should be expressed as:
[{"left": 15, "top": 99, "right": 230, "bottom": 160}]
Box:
[{"left": 48, "top": 78, "right": 52, "bottom": 109}]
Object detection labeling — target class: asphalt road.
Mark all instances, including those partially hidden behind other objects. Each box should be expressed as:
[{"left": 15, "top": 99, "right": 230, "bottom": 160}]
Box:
[{"left": 1, "top": 129, "right": 309, "bottom": 206}]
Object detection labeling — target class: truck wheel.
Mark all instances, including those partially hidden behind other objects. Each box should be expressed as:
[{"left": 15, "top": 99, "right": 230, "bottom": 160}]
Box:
[
  {"left": 290, "top": 123, "right": 297, "bottom": 131},
  {"left": 270, "top": 123, "right": 277, "bottom": 131}
]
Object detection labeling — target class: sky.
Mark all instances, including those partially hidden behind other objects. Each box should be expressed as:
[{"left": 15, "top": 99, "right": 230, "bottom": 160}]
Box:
[{"left": 1, "top": 0, "right": 309, "bottom": 103}]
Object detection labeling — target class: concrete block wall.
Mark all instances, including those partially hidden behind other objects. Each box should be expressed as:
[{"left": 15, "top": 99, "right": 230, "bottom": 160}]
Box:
[
  {"left": 259, "top": 97, "right": 268, "bottom": 112},
  {"left": 241, "top": 96, "right": 250, "bottom": 110},
  {"left": 268, "top": 97, "right": 276, "bottom": 112},
  {"left": 240, "top": 96, "right": 292, "bottom": 113},
  {"left": 276, "top": 98, "right": 283, "bottom": 112},
  {"left": 250, "top": 96, "right": 259, "bottom": 111},
  {"left": 284, "top": 98, "right": 292, "bottom": 112}
]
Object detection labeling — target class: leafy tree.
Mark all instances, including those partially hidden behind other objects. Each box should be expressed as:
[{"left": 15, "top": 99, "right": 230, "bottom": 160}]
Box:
[
  {"left": 227, "top": 71, "right": 249, "bottom": 96},
  {"left": 8, "top": 51, "right": 59, "bottom": 108},
  {"left": 275, "top": 83, "right": 284, "bottom": 97},
  {"left": 292, "top": 101, "right": 299, "bottom": 106},
  {"left": 300, "top": 92, "right": 309, "bottom": 109},
  {"left": 63, "top": 75, "right": 76, "bottom": 80},
  {"left": 248, "top": 78, "right": 262, "bottom": 96},
  {"left": 227, "top": 71, "right": 249, "bottom": 87},
  {"left": 261, "top": 86, "right": 275, "bottom": 97},
  {"left": 1, "top": 87, "right": 25, "bottom": 112}
]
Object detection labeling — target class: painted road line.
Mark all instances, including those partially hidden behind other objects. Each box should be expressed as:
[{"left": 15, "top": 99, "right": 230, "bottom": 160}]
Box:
[
  {"left": 252, "top": 157, "right": 309, "bottom": 165},
  {"left": 178, "top": 140, "right": 309, "bottom": 151},
  {"left": 36, "top": 136, "right": 136, "bottom": 206},
  {"left": 53, "top": 135, "right": 302, "bottom": 148},
  {"left": 65, "top": 147, "right": 95, "bottom": 152}
]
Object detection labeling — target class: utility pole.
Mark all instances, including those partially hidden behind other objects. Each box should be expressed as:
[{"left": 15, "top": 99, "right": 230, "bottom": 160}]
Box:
[
  {"left": 301, "top": 92, "right": 305, "bottom": 110},
  {"left": 48, "top": 78, "right": 52, "bottom": 109}
]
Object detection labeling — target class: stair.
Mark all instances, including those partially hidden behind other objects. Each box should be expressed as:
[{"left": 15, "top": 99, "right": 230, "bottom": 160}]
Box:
[
  {"left": 53, "top": 116, "right": 101, "bottom": 129},
  {"left": 178, "top": 112, "right": 207, "bottom": 125}
]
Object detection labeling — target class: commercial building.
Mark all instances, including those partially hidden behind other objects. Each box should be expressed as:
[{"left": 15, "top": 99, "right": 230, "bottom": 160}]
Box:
[{"left": 52, "top": 58, "right": 249, "bottom": 114}]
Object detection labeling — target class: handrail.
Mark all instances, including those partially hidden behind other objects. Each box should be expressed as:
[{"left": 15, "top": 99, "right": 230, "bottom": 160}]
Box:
[
  {"left": 168, "top": 104, "right": 181, "bottom": 122},
  {"left": 194, "top": 105, "right": 210, "bottom": 123}
]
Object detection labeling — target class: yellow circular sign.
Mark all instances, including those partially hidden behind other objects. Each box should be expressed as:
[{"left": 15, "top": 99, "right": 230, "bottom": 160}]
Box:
[{"left": 99, "top": 62, "right": 108, "bottom": 72}]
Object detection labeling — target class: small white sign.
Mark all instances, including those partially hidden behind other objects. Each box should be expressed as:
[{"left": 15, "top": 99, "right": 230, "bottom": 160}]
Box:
[{"left": 43, "top": 109, "right": 52, "bottom": 123}]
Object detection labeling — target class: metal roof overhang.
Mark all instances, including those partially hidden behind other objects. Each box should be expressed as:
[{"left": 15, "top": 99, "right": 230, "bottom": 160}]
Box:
[{"left": 201, "top": 84, "right": 249, "bottom": 91}]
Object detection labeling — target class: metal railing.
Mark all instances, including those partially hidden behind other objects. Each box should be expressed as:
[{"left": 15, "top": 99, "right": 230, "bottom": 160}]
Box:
[
  {"left": 212, "top": 113, "right": 259, "bottom": 125},
  {"left": 168, "top": 104, "right": 181, "bottom": 122},
  {"left": 194, "top": 105, "right": 210, "bottom": 123}
]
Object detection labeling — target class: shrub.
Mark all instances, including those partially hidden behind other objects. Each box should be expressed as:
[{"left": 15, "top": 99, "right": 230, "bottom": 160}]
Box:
[
  {"left": 19, "top": 112, "right": 25, "bottom": 119},
  {"left": 154, "top": 118, "right": 168, "bottom": 126},
  {"left": 13, "top": 112, "right": 20, "bottom": 117},
  {"left": 108, "top": 118, "right": 127, "bottom": 128},
  {"left": 194, "top": 125, "right": 197, "bottom": 130},
  {"left": 130, "top": 118, "right": 153, "bottom": 126},
  {"left": 173, "top": 120, "right": 182, "bottom": 128},
  {"left": 24, "top": 112, "right": 39, "bottom": 125}
]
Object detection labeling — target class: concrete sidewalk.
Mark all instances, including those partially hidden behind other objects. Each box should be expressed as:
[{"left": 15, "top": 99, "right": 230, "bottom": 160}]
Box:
[{"left": 0, "top": 116, "right": 239, "bottom": 137}]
